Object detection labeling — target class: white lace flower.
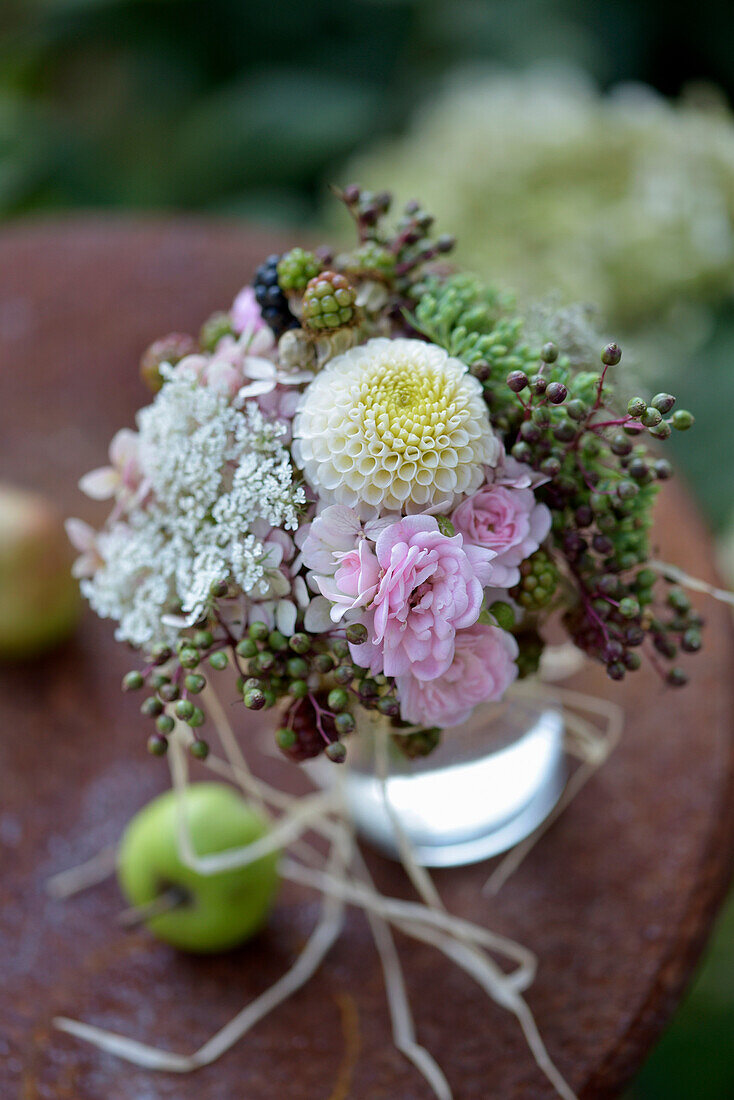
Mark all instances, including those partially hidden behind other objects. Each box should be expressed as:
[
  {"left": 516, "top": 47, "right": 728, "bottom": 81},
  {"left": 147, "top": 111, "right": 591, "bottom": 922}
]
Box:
[
  {"left": 80, "top": 375, "right": 306, "bottom": 647},
  {"left": 292, "top": 337, "right": 499, "bottom": 517}
]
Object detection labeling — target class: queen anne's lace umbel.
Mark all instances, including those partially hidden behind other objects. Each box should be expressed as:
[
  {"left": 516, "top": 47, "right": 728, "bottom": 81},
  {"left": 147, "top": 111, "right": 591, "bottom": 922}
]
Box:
[
  {"left": 82, "top": 375, "right": 305, "bottom": 647},
  {"left": 292, "top": 337, "right": 499, "bottom": 517}
]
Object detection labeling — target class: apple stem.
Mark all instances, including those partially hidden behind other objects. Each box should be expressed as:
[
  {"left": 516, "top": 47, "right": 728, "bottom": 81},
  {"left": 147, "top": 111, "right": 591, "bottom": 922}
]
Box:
[{"left": 118, "top": 885, "right": 189, "bottom": 929}]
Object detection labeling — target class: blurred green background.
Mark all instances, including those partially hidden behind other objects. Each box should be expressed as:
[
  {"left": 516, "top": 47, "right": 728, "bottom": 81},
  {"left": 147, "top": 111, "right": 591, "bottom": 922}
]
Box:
[{"left": 2, "top": 1, "right": 734, "bottom": 1094}]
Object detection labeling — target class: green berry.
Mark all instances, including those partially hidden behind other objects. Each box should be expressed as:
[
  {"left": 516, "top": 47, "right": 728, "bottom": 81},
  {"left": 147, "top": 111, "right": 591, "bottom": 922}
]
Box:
[
  {"left": 236, "top": 638, "right": 258, "bottom": 658},
  {"left": 286, "top": 656, "right": 309, "bottom": 679},
  {"left": 122, "top": 670, "right": 144, "bottom": 692},
  {"left": 302, "top": 271, "right": 357, "bottom": 331},
  {"left": 325, "top": 741, "right": 347, "bottom": 764},
  {"left": 275, "top": 727, "right": 297, "bottom": 750},
  {"left": 333, "top": 665, "right": 353, "bottom": 685},
  {"left": 156, "top": 713, "right": 175, "bottom": 735},
  {"left": 289, "top": 679, "right": 309, "bottom": 698},
  {"left": 175, "top": 699, "right": 195, "bottom": 721},
  {"left": 601, "top": 343, "right": 621, "bottom": 366},
  {"left": 392, "top": 728, "right": 441, "bottom": 759},
  {"left": 141, "top": 696, "right": 163, "bottom": 718},
  {"left": 667, "top": 587, "right": 691, "bottom": 613},
  {"left": 345, "top": 623, "right": 368, "bottom": 645},
  {"left": 249, "top": 621, "right": 269, "bottom": 642},
  {"left": 188, "top": 707, "right": 205, "bottom": 728},
  {"left": 618, "top": 597, "right": 640, "bottom": 618},
  {"left": 184, "top": 673, "right": 206, "bottom": 694},
  {"left": 567, "top": 399, "right": 587, "bottom": 421},
  {"left": 289, "top": 633, "right": 311, "bottom": 654},
  {"left": 627, "top": 397, "right": 647, "bottom": 418},
  {"left": 334, "top": 712, "right": 356, "bottom": 735},
  {"left": 667, "top": 667, "right": 689, "bottom": 687},
  {"left": 268, "top": 630, "right": 288, "bottom": 652},
  {"left": 147, "top": 733, "right": 168, "bottom": 756},
  {"left": 327, "top": 688, "right": 349, "bottom": 713},
  {"left": 652, "top": 393, "right": 675, "bottom": 414},
  {"left": 314, "top": 652, "right": 335, "bottom": 674},
  {"left": 244, "top": 688, "right": 266, "bottom": 710},
  {"left": 671, "top": 409, "right": 694, "bottom": 431},
  {"left": 179, "top": 647, "right": 200, "bottom": 669},
  {"left": 641, "top": 407, "right": 662, "bottom": 428},
  {"left": 541, "top": 342, "right": 559, "bottom": 363},
  {"left": 190, "top": 738, "right": 210, "bottom": 760},
  {"left": 276, "top": 247, "right": 321, "bottom": 292},
  {"left": 209, "top": 650, "right": 229, "bottom": 670}
]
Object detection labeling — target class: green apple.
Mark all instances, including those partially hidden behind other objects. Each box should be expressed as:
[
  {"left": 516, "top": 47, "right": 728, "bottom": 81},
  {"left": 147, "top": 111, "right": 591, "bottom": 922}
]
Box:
[
  {"left": 0, "top": 484, "right": 79, "bottom": 659},
  {"left": 117, "top": 783, "right": 279, "bottom": 953}
]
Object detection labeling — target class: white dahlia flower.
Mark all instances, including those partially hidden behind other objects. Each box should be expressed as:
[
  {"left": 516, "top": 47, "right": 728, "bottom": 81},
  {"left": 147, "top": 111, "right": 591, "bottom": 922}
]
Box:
[{"left": 292, "top": 337, "right": 499, "bottom": 517}]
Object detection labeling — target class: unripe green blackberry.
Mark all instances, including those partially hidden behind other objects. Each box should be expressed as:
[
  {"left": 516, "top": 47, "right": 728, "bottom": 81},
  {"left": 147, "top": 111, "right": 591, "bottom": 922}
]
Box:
[
  {"left": 277, "top": 247, "right": 322, "bottom": 292},
  {"left": 199, "top": 311, "right": 234, "bottom": 353},
  {"left": 140, "top": 332, "right": 197, "bottom": 393},
  {"left": 345, "top": 241, "right": 397, "bottom": 279},
  {"left": 302, "top": 271, "right": 357, "bottom": 331},
  {"left": 511, "top": 549, "right": 559, "bottom": 611}
]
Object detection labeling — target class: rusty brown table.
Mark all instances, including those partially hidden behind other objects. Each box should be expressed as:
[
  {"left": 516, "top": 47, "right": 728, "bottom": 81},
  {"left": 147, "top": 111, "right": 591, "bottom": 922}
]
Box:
[{"left": 2, "top": 220, "right": 734, "bottom": 1100}]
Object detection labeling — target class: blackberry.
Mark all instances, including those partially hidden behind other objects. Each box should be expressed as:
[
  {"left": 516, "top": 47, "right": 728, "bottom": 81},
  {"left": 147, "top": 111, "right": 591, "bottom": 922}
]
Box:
[
  {"left": 511, "top": 549, "right": 559, "bottom": 611},
  {"left": 253, "top": 254, "right": 297, "bottom": 337},
  {"left": 277, "top": 248, "right": 321, "bottom": 292},
  {"left": 302, "top": 271, "right": 357, "bottom": 331}
]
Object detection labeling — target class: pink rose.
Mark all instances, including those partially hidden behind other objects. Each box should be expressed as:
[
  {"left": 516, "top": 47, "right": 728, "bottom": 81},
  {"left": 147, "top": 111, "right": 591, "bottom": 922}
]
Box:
[
  {"left": 395, "top": 623, "right": 519, "bottom": 728},
  {"left": 451, "top": 478, "right": 551, "bottom": 589},
  {"left": 351, "top": 515, "right": 495, "bottom": 681},
  {"left": 231, "top": 285, "right": 267, "bottom": 335},
  {"left": 316, "top": 539, "right": 380, "bottom": 622}
]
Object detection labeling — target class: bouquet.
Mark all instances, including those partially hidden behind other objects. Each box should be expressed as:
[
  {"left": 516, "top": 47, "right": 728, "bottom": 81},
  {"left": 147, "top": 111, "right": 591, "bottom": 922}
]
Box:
[{"left": 68, "top": 184, "right": 700, "bottom": 767}]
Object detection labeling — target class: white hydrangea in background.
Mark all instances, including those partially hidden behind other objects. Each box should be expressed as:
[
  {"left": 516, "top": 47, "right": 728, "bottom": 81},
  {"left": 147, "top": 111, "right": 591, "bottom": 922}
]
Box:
[
  {"left": 81, "top": 375, "right": 305, "bottom": 647},
  {"left": 343, "top": 66, "right": 734, "bottom": 340}
]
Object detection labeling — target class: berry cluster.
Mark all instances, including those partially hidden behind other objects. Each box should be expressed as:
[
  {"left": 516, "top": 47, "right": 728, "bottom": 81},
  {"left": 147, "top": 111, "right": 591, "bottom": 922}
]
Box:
[
  {"left": 498, "top": 342, "right": 699, "bottom": 685},
  {"left": 121, "top": 628, "right": 226, "bottom": 760},
  {"left": 333, "top": 185, "right": 455, "bottom": 297},
  {"left": 238, "top": 619, "right": 404, "bottom": 764}
]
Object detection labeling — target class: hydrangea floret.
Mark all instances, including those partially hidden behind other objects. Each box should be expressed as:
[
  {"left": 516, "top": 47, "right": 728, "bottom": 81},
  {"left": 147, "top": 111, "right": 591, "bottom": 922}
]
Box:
[{"left": 70, "top": 183, "right": 701, "bottom": 766}]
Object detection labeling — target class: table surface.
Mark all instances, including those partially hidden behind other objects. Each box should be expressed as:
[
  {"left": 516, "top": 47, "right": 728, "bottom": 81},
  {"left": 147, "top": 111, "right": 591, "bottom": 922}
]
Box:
[{"left": 2, "top": 218, "right": 734, "bottom": 1100}]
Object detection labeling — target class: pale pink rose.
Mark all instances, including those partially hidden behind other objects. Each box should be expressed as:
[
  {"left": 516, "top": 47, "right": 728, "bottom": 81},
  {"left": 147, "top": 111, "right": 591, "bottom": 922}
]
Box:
[
  {"left": 451, "top": 478, "right": 551, "bottom": 589},
  {"left": 298, "top": 505, "right": 364, "bottom": 574},
  {"left": 351, "top": 515, "right": 496, "bottom": 681},
  {"left": 231, "top": 285, "right": 267, "bottom": 335},
  {"left": 316, "top": 539, "right": 380, "bottom": 622},
  {"left": 395, "top": 623, "right": 519, "bottom": 728}
]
